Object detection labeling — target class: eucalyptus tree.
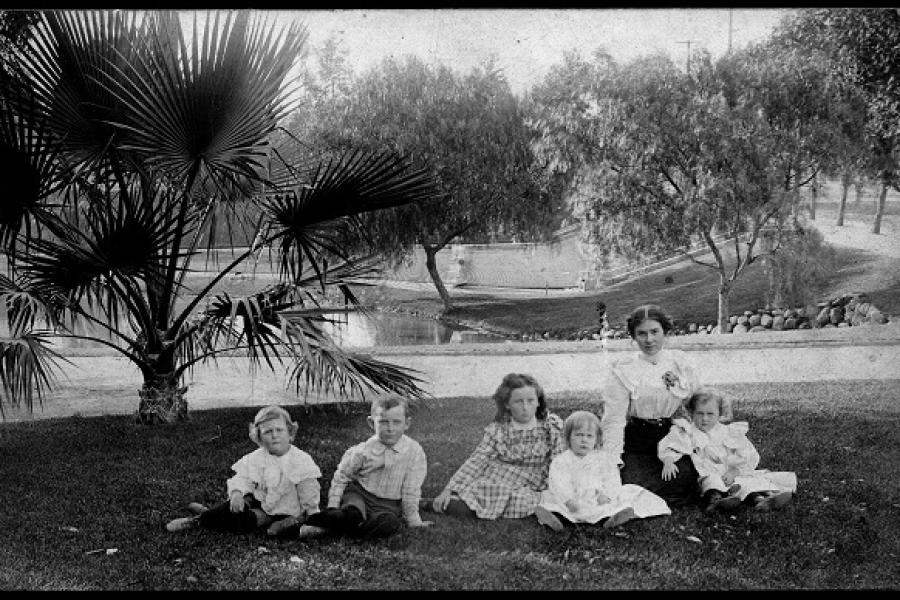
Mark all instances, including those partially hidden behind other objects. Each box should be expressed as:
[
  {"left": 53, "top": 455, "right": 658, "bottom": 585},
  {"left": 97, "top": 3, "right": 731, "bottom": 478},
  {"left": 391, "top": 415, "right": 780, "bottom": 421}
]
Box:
[
  {"left": 779, "top": 9, "right": 900, "bottom": 234},
  {"left": 287, "top": 55, "right": 566, "bottom": 311},
  {"left": 767, "top": 14, "right": 872, "bottom": 227},
  {"left": 0, "top": 11, "right": 442, "bottom": 423},
  {"left": 528, "top": 48, "right": 832, "bottom": 330}
]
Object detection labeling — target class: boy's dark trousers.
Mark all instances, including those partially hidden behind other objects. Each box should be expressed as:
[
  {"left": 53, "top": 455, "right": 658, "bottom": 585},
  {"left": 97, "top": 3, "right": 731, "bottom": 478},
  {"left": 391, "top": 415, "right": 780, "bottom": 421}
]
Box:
[
  {"left": 198, "top": 494, "right": 287, "bottom": 533},
  {"left": 305, "top": 481, "right": 404, "bottom": 539}
]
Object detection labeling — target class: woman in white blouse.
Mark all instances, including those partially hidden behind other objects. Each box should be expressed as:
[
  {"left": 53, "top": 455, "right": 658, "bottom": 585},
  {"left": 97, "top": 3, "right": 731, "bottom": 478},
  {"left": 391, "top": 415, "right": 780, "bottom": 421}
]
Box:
[{"left": 599, "top": 304, "right": 732, "bottom": 508}]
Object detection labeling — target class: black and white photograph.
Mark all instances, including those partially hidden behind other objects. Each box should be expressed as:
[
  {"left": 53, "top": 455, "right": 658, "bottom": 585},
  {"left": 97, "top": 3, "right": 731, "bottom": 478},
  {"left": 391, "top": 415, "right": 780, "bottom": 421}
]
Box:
[{"left": 0, "top": 7, "right": 898, "bottom": 590}]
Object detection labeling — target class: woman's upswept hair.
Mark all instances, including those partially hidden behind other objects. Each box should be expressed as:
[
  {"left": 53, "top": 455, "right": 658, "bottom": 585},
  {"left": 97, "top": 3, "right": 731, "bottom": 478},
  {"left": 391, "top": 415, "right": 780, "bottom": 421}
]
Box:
[
  {"left": 562, "top": 409, "right": 603, "bottom": 450},
  {"left": 686, "top": 387, "right": 728, "bottom": 417},
  {"left": 492, "top": 373, "right": 548, "bottom": 422},
  {"left": 626, "top": 304, "right": 675, "bottom": 338},
  {"left": 248, "top": 405, "right": 298, "bottom": 447}
]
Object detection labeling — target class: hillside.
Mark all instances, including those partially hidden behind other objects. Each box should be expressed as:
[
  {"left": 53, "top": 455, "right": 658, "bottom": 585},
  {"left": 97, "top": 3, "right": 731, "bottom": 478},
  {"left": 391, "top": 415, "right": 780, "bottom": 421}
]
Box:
[{"left": 353, "top": 190, "right": 899, "bottom": 337}]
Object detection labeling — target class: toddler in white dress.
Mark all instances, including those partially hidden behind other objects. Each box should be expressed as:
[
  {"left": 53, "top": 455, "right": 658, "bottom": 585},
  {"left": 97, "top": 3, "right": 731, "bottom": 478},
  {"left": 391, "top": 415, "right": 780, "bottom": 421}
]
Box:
[
  {"left": 658, "top": 388, "right": 797, "bottom": 512},
  {"left": 534, "top": 410, "right": 670, "bottom": 531}
]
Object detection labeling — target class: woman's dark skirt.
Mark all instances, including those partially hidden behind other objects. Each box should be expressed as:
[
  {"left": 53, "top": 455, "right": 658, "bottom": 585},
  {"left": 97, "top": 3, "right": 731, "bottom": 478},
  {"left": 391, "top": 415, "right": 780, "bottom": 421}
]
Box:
[{"left": 620, "top": 418, "right": 700, "bottom": 508}]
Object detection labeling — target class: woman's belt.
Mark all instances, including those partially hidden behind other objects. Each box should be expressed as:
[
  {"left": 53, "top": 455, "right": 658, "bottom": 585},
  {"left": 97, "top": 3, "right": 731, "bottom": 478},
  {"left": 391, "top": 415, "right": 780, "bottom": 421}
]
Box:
[{"left": 628, "top": 417, "right": 672, "bottom": 428}]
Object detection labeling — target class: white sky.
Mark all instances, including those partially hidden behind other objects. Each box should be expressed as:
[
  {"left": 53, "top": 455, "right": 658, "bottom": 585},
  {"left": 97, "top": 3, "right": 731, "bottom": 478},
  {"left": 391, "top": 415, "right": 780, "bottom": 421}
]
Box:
[{"left": 244, "top": 8, "right": 792, "bottom": 95}]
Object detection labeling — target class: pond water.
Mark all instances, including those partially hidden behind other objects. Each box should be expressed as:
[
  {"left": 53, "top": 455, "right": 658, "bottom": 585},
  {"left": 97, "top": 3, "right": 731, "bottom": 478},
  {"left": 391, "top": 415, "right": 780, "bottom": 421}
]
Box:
[{"left": 18, "top": 310, "right": 504, "bottom": 351}]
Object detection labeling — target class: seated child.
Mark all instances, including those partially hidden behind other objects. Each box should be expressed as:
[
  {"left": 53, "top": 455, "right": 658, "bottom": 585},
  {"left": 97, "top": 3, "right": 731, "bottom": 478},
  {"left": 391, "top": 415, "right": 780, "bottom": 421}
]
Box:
[
  {"left": 534, "top": 410, "right": 671, "bottom": 531},
  {"left": 421, "top": 372, "right": 564, "bottom": 520},
  {"left": 166, "top": 404, "right": 322, "bottom": 536},
  {"left": 293, "top": 394, "right": 432, "bottom": 540},
  {"left": 658, "top": 388, "right": 797, "bottom": 512}
]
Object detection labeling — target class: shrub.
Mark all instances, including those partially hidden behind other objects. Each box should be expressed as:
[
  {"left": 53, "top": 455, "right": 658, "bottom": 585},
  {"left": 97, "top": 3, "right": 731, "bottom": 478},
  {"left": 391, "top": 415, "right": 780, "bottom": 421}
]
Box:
[{"left": 765, "top": 224, "right": 838, "bottom": 308}]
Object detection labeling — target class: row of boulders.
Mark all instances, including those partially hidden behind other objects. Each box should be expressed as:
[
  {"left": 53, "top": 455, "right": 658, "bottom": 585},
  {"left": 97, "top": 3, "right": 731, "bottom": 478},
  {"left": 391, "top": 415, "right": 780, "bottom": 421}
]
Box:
[
  {"left": 560, "top": 292, "right": 890, "bottom": 340},
  {"left": 726, "top": 293, "right": 889, "bottom": 334}
]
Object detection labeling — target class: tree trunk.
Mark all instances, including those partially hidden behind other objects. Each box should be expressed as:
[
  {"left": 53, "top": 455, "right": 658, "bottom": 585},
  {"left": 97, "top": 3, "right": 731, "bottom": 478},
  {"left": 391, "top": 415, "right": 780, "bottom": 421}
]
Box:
[
  {"left": 853, "top": 178, "right": 864, "bottom": 205},
  {"left": 137, "top": 372, "right": 188, "bottom": 424},
  {"left": 873, "top": 178, "right": 888, "bottom": 234},
  {"left": 809, "top": 173, "right": 818, "bottom": 220},
  {"left": 837, "top": 172, "right": 850, "bottom": 226},
  {"left": 424, "top": 245, "right": 453, "bottom": 312},
  {"left": 790, "top": 166, "right": 804, "bottom": 222},
  {"left": 717, "top": 280, "right": 731, "bottom": 335}
]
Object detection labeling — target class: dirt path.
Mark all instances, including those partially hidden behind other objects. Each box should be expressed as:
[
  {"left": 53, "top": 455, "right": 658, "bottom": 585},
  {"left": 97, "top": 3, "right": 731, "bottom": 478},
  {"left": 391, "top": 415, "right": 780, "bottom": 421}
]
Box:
[{"left": 813, "top": 212, "right": 900, "bottom": 298}]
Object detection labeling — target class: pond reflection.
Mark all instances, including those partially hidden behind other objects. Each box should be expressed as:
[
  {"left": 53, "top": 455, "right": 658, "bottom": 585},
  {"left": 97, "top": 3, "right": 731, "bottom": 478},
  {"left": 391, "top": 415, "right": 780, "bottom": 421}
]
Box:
[{"left": 11, "top": 310, "right": 502, "bottom": 351}]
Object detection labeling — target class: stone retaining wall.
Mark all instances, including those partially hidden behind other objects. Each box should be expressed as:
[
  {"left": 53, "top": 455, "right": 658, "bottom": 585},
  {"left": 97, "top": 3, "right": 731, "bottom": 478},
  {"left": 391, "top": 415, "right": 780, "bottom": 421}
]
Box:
[{"left": 7, "top": 324, "right": 899, "bottom": 423}]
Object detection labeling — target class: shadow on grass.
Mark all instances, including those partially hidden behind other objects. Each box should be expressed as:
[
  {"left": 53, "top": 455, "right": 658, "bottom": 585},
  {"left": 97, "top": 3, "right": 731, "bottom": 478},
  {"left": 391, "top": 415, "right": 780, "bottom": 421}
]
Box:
[{"left": 1, "top": 379, "right": 898, "bottom": 589}]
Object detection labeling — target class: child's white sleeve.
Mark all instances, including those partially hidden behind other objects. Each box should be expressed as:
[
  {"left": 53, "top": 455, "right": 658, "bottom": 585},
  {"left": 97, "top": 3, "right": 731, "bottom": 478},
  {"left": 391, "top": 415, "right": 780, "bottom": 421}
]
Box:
[
  {"left": 400, "top": 443, "right": 428, "bottom": 526},
  {"left": 547, "top": 455, "right": 575, "bottom": 504},
  {"left": 725, "top": 423, "right": 760, "bottom": 472},
  {"left": 657, "top": 424, "right": 691, "bottom": 463},
  {"left": 600, "top": 452, "right": 623, "bottom": 493},
  {"left": 226, "top": 453, "right": 256, "bottom": 496},
  {"left": 600, "top": 370, "right": 629, "bottom": 464},
  {"left": 294, "top": 479, "right": 321, "bottom": 516},
  {"left": 327, "top": 444, "right": 365, "bottom": 508}
]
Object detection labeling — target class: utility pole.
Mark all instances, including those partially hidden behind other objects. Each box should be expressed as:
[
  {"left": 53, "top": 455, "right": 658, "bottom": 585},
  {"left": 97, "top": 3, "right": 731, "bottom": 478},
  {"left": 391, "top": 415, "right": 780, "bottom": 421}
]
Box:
[
  {"left": 676, "top": 40, "right": 699, "bottom": 74},
  {"left": 727, "top": 9, "right": 734, "bottom": 54}
]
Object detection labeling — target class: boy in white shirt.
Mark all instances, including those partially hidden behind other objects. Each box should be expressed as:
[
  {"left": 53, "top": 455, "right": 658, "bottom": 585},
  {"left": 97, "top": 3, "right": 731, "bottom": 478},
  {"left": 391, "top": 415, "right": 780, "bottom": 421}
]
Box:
[{"left": 294, "top": 394, "right": 433, "bottom": 540}]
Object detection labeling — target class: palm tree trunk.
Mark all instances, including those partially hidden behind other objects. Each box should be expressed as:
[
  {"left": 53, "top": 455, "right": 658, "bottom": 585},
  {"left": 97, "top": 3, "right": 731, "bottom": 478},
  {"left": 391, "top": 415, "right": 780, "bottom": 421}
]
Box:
[{"left": 137, "top": 372, "right": 188, "bottom": 424}]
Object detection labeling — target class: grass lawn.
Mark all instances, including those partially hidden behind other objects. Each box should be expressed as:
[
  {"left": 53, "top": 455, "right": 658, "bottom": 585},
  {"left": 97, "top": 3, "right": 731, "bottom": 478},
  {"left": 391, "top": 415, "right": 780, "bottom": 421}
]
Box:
[{"left": 2, "top": 379, "right": 898, "bottom": 590}]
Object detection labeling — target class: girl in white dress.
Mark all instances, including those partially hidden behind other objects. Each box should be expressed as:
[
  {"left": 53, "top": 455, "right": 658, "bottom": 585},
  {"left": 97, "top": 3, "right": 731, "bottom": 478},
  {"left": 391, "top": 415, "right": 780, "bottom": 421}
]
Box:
[
  {"left": 658, "top": 388, "right": 797, "bottom": 512},
  {"left": 534, "top": 410, "right": 671, "bottom": 531},
  {"left": 165, "top": 405, "right": 322, "bottom": 535}
]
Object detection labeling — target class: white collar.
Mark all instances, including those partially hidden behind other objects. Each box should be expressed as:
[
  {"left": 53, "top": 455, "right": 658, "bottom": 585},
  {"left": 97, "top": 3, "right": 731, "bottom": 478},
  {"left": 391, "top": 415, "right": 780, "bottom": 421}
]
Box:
[{"left": 638, "top": 349, "right": 667, "bottom": 366}]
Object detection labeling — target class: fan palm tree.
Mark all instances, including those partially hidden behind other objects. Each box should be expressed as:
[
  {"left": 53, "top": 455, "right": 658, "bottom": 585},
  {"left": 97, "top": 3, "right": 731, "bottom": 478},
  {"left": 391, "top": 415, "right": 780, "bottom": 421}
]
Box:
[{"left": 0, "top": 10, "right": 442, "bottom": 423}]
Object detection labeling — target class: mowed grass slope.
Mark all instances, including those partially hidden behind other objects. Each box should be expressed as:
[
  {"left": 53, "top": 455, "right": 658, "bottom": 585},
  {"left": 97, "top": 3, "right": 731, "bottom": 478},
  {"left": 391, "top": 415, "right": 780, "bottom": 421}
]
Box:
[
  {"left": 1, "top": 379, "right": 898, "bottom": 590},
  {"left": 350, "top": 243, "right": 894, "bottom": 338}
]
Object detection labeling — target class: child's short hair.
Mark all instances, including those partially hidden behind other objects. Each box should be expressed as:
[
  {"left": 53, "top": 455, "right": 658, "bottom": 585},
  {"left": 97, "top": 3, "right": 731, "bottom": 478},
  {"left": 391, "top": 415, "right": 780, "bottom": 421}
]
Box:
[
  {"left": 492, "top": 373, "right": 548, "bottom": 422},
  {"left": 371, "top": 394, "right": 409, "bottom": 419},
  {"left": 563, "top": 410, "right": 603, "bottom": 450},
  {"left": 248, "top": 405, "right": 298, "bottom": 446},
  {"left": 686, "top": 388, "right": 728, "bottom": 417}
]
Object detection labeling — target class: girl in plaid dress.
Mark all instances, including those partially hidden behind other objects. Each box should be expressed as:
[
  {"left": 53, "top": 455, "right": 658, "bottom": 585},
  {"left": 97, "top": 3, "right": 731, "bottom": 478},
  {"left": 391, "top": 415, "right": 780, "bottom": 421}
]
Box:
[{"left": 422, "top": 373, "right": 565, "bottom": 519}]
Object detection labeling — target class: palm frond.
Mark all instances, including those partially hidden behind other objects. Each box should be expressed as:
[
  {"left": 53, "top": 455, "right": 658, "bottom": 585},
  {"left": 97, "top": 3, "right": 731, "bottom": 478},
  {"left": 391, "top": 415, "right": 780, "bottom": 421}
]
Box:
[
  {"left": 18, "top": 11, "right": 146, "bottom": 178},
  {"left": 0, "top": 272, "right": 63, "bottom": 335},
  {"left": 0, "top": 72, "right": 65, "bottom": 255},
  {"left": 263, "top": 149, "right": 442, "bottom": 284},
  {"left": 282, "top": 320, "right": 429, "bottom": 402},
  {"left": 0, "top": 331, "right": 68, "bottom": 417},
  {"left": 183, "top": 283, "right": 298, "bottom": 375},
  {"left": 104, "top": 10, "right": 307, "bottom": 193}
]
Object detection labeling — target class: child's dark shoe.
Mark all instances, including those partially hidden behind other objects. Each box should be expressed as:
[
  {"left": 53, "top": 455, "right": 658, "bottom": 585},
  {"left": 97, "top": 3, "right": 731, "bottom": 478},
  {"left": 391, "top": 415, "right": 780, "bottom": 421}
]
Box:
[
  {"left": 604, "top": 507, "right": 636, "bottom": 529},
  {"left": 187, "top": 502, "right": 209, "bottom": 515},
  {"left": 267, "top": 515, "right": 302, "bottom": 537},
  {"left": 418, "top": 498, "right": 436, "bottom": 513},
  {"left": 296, "top": 524, "right": 328, "bottom": 540},
  {"left": 534, "top": 506, "right": 565, "bottom": 532},
  {"left": 165, "top": 516, "right": 200, "bottom": 532},
  {"left": 753, "top": 491, "right": 793, "bottom": 512},
  {"left": 714, "top": 495, "right": 743, "bottom": 512},
  {"left": 703, "top": 490, "right": 723, "bottom": 513}
]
